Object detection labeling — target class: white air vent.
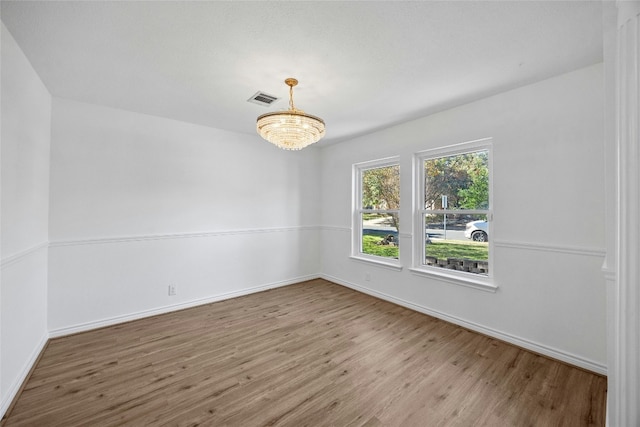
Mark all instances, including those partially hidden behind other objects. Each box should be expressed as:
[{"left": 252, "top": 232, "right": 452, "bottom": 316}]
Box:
[{"left": 248, "top": 91, "right": 279, "bottom": 106}]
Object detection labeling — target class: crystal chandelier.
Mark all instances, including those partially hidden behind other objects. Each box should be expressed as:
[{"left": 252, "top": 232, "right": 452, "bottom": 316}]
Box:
[{"left": 256, "top": 78, "right": 325, "bottom": 150}]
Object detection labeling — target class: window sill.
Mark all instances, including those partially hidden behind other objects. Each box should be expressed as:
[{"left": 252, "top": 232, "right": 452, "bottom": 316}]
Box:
[
  {"left": 409, "top": 267, "right": 497, "bottom": 293},
  {"left": 349, "top": 255, "right": 403, "bottom": 271}
]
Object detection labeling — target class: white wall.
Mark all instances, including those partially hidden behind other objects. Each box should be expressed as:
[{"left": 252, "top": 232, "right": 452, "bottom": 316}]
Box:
[
  {"left": 320, "top": 63, "right": 607, "bottom": 373},
  {"left": 47, "top": 99, "right": 321, "bottom": 334},
  {"left": 0, "top": 23, "right": 51, "bottom": 416}
]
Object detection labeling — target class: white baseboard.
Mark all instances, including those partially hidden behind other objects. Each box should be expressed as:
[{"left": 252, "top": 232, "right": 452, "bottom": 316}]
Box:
[
  {"left": 321, "top": 273, "right": 607, "bottom": 376},
  {"left": 1, "top": 333, "right": 49, "bottom": 420},
  {"left": 49, "top": 274, "right": 320, "bottom": 338}
]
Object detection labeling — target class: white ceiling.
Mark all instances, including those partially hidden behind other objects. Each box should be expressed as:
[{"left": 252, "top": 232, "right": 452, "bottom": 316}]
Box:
[{"left": 1, "top": 1, "right": 604, "bottom": 146}]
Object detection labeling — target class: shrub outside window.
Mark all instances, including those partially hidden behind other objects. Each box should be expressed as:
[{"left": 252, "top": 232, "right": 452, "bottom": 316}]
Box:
[
  {"left": 414, "top": 140, "right": 492, "bottom": 283},
  {"left": 352, "top": 158, "right": 400, "bottom": 266}
]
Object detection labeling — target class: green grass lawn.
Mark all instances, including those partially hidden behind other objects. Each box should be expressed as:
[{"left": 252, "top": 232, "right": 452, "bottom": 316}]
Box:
[
  {"left": 362, "top": 235, "right": 399, "bottom": 258},
  {"left": 426, "top": 240, "right": 488, "bottom": 260},
  {"left": 362, "top": 235, "right": 488, "bottom": 261}
]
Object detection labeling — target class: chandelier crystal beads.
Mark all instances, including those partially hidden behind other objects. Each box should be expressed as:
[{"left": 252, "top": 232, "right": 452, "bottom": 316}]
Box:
[{"left": 256, "top": 78, "right": 325, "bottom": 150}]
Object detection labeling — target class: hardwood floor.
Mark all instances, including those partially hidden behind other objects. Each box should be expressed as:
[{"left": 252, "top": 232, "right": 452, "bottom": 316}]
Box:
[{"left": 3, "top": 279, "right": 606, "bottom": 426}]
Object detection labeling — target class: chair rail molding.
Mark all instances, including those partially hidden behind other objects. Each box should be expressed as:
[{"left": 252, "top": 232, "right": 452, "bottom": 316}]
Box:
[
  {"left": 48, "top": 226, "right": 320, "bottom": 247},
  {"left": 0, "top": 241, "right": 48, "bottom": 268}
]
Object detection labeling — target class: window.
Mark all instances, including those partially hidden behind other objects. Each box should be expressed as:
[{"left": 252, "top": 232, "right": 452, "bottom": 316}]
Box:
[
  {"left": 352, "top": 158, "right": 401, "bottom": 268},
  {"left": 413, "top": 140, "right": 494, "bottom": 288}
]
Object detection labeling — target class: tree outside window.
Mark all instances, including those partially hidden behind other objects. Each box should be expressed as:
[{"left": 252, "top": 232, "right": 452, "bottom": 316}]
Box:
[
  {"left": 419, "top": 147, "right": 491, "bottom": 276},
  {"left": 354, "top": 160, "right": 400, "bottom": 260}
]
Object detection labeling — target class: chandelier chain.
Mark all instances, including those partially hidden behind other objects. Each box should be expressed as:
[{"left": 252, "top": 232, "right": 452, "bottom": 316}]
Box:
[{"left": 289, "top": 84, "right": 295, "bottom": 111}]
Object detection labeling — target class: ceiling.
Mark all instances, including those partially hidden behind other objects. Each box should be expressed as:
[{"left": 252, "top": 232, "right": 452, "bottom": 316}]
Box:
[{"left": 1, "top": 1, "right": 604, "bottom": 146}]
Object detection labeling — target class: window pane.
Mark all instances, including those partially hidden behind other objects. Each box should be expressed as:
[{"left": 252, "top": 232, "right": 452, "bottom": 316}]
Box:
[
  {"left": 424, "top": 213, "right": 488, "bottom": 275},
  {"left": 361, "top": 213, "right": 399, "bottom": 259},
  {"left": 362, "top": 165, "right": 400, "bottom": 210},
  {"left": 424, "top": 151, "right": 489, "bottom": 210}
]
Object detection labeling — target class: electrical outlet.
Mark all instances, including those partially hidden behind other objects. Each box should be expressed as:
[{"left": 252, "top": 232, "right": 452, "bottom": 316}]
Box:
[
  {"left": 365, "top": 272, "right": 371, "bottom": 282},
  {"left": 168, "top": 284, "right": 177, "bottom": 296}
]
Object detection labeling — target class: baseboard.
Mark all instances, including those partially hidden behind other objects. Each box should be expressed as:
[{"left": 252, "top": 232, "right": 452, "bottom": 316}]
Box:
[
  {"left": 1, "top": 334, "right": 49, "bottom": 421},
  {"left": 321, "top": 273, "right": 607, "bottom": 376},
  {"left": 49, "top": 274, "right": 320, "bottom": 338}
]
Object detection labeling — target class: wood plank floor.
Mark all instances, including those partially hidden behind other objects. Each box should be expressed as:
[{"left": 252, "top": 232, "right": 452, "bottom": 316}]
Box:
[{"left": 3, "top": 279, "right": 606, "bottom": 426}]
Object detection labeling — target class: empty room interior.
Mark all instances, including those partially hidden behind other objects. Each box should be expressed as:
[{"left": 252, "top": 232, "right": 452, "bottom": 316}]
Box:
[{"left": 2, "top": 1, "right": 639, "bottom": 425}]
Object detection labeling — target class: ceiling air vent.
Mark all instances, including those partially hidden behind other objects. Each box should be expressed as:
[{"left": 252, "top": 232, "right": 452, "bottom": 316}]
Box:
[{"left": 247, "top": 91, "right": 279, "bottom": 107}]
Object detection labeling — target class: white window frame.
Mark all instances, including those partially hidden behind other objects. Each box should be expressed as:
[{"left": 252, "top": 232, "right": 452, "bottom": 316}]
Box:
[
  {"left": 411, "top": 139, "right": 496, "bottom": 291},
  {"left": 351, "top": 156, "right": 402, "bottom": 270}
]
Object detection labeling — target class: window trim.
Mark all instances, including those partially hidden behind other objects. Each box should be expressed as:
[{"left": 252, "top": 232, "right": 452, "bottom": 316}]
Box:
[
  {"left": 352, "top": 156, "right": 402, "bottom": 269},
  {"left": 412, "top": 138, "right": 496, "bottom": 290}
]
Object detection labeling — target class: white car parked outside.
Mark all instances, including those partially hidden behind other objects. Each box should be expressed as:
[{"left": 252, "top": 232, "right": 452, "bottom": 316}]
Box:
[{"left": 464, "top": 220, "right": 488, "bottom": 242}]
